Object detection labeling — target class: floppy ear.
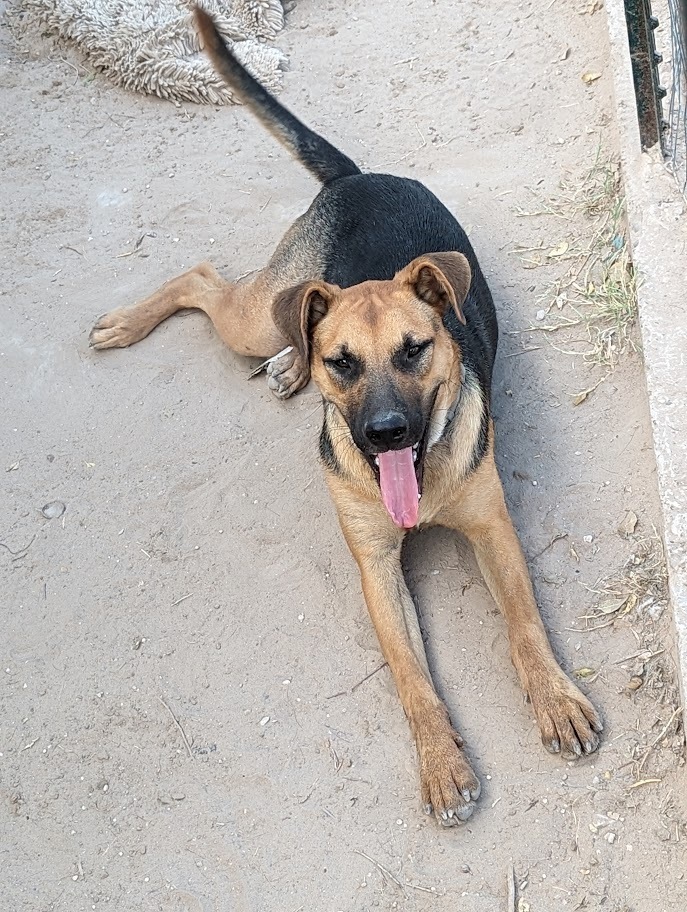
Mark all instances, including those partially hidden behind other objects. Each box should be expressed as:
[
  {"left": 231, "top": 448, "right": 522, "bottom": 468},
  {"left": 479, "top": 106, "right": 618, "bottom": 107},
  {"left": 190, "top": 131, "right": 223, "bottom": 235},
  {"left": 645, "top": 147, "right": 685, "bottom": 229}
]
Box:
[
  {"left": 404, "top": 252, "right": 472, "bottom": 325},
  {"left": 271, "top": 281, "right": 336, "bottom": 364}
]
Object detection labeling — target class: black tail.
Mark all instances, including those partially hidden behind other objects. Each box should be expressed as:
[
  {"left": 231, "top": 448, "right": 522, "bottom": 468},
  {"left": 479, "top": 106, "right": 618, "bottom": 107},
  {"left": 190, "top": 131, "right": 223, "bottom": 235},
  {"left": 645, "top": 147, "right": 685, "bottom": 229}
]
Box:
[{"left": 193, "top": 6, "right": 361, "bottom": 185}]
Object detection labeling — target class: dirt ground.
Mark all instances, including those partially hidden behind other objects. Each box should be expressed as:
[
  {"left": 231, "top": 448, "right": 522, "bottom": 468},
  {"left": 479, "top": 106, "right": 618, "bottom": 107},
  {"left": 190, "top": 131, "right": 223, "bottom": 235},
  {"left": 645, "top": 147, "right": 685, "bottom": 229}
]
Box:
[{"left": 1, "top": 1, "right": 686, "bottom": 910}]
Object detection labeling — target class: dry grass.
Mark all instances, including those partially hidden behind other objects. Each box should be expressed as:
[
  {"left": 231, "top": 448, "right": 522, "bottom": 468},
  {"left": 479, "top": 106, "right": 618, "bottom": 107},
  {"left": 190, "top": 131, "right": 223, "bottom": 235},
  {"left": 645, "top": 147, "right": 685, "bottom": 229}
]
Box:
[
  {"left": 581, "top": 533, "right": 679, "bottom": 712},
  {"left": 514, "top": 150, "right": 639, "bottom": 371},
  {"left": 579, "top": 535, "right": 683, "bottom": 784},
  {"left": 583, "top": 535, "right": 669, "bottom": 627}
]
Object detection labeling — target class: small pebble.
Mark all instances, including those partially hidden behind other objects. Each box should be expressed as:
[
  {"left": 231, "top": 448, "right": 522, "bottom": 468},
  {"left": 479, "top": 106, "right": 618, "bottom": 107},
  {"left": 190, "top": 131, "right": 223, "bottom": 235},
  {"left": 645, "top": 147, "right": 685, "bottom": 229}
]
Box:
[{"left": 41, "top": 500, "right": 66, "bottom": 519}]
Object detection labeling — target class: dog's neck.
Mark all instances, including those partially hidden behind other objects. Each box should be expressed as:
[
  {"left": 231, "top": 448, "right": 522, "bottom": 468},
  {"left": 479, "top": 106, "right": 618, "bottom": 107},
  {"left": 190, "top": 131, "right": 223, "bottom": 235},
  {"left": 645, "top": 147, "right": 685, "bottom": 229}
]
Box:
[
  {"left": 444, "top": 364, "right": 465, "bottom": 429},
  {"left": 426, "top": 364, "right": 465, "bottom": 451}
]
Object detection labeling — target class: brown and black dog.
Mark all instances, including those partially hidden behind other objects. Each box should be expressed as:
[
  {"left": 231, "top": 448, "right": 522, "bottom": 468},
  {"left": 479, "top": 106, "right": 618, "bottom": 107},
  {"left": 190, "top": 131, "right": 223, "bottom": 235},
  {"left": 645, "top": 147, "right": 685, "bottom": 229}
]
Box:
[{"left": 90, "top": 8, "right": 602, "bottom": 826}]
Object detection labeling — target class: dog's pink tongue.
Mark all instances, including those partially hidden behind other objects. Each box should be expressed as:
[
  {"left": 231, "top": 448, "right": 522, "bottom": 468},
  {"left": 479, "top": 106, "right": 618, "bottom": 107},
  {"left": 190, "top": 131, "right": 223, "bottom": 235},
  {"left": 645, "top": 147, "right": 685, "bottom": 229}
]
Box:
[{"left": 377, "top": 447, "right": 419, "bottom": 529}]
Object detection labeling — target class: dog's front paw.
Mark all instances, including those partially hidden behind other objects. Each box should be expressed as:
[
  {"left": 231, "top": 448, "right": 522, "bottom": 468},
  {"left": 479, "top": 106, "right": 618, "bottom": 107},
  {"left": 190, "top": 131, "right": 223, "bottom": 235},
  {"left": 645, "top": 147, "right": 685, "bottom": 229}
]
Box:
[
  {"left": 528, "top": 670, "right": 603, "bottom": 759},
  {"left": 419, "top": 732, "right": 481, "bottom": 827},
  {"left": 89, "top": 308, "right": 148, "bottom": 350},
  {"left": 265, "top": 348, "right": 309, "bottom": 399}
]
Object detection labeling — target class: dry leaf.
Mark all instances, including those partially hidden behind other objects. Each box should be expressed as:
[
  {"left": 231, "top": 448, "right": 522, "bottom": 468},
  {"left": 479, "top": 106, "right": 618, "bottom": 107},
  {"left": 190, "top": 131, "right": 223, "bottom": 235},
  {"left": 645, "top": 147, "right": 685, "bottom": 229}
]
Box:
[
  {"left": 547, "top": 241, "right": 569, "bottom": 257},
  {"left": 626, "top": 593, "right": 638, "bottom": 611},
  {"left": 627, "top": 674, "right": 643, "bottom": 691},
  {"left": 596, "top": 596, "right": 629, "bottom": 615},
  {"left": 618, "top": 510, "right": 638, "bottom": 536},
  {"left": 582, "top": 71, "right": 602, "bottom": 85},
  {"left": 573, "top": 388, "right": 592, "bottom": 406},
  {"left": 573, "top": 377, "right": 603, "bottom": 405}
]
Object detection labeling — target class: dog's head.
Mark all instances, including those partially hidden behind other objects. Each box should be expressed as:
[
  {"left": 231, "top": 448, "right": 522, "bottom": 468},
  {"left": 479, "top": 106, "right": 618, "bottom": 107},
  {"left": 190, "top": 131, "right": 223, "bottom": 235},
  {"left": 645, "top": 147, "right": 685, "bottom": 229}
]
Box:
[{"left": 272, "top": 252, "right": 471, "bottom": 528}]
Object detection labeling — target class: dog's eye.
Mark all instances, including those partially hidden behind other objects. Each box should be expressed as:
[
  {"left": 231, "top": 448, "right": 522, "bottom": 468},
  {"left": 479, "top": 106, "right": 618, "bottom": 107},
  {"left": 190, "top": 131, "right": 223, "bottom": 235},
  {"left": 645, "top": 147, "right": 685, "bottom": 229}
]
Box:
[
  {"left": 324, "top": 351, "right": 362, "bottom": 382},
  {"left": 405, "top": 340, "right": 431, "bottom": 359},
  {"left": 325, "top": 355, "right": 354, "bottom": 373}
]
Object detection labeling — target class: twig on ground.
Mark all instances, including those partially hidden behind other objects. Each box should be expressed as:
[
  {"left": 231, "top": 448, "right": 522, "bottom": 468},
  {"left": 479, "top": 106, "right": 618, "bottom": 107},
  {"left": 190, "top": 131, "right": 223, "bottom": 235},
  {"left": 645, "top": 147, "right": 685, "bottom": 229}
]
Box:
[
  {"left": 406, "top": 882, "right": 443, "bottom": 895},
  {"left": 351, "top": 662, "right": 388, "bottom": 693},
  {"left": 327, "top": 661, "right": 388, "bottom": 699},
  {"left": 507, "top": 863, "right": 516, "bottom": 912},
  {"left": 354, "top": 850, "right": 404, "bottom": 891},
  {"left": 504, "top": 346, "right": 542, "bottom": 357},
  {"left": 638, "top": 707, "right": 683, "bottom": 772},
  {"left": 0, "top": 533, "right": 37, "bottom": 561},
  {"left": 532, "top": 532, "right": 568, "bottom": 560},
  {"left": 57, "top": 55, "right": 80, "bottom": 83},
  {"left": 159, "top": 696, "right": 194, "bottom": 760},
  {"left": 379, "top": 125, "right": 426, "bottom": 167}
]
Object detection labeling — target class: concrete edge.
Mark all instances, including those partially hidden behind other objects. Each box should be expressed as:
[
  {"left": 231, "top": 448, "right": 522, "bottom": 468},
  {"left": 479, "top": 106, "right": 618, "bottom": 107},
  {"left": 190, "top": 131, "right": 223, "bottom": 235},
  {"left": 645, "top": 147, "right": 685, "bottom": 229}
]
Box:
[{"left": 605, "top": 0, "right": 687, "bottom": 711}]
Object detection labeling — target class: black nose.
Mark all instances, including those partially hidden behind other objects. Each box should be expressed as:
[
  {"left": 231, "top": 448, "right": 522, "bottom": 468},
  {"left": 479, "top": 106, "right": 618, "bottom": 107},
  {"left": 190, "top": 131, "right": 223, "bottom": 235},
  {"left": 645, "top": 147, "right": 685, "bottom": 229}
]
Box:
[{"left": 364, "top": 411, "right": 410, "bottom": 450}]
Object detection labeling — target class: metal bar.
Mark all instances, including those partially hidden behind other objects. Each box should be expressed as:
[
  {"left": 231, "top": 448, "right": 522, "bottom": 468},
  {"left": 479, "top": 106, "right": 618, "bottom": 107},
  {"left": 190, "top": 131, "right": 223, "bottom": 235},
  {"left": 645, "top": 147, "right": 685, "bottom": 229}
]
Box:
[{"left": 623, "top": 0, "right": 666, "bottom": 151}]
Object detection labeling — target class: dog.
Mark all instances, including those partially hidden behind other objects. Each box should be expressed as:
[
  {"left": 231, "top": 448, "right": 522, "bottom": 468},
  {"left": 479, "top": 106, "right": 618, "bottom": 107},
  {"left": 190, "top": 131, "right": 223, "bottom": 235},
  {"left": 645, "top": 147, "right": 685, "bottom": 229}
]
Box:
[{"left": 89, "top": 7, "right": 602, "bottom": 826}]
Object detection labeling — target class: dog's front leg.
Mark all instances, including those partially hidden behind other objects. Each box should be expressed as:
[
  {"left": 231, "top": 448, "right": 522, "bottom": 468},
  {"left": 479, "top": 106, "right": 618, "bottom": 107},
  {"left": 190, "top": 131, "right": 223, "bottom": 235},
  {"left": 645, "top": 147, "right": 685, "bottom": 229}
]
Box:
[
  {"left": 442, "top": 450, "right": 603, "bottom": 759},
  {"left": 332, "top": 492, "right": 481, "bottom": 825}
]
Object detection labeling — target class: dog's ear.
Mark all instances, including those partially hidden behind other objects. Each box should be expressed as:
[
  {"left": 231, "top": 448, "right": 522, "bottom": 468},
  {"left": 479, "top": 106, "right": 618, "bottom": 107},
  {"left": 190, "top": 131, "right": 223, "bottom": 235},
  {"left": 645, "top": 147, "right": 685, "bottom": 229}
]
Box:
[
  {"left": 272, "top": 281, "right": 336, "bottom": 363},
  {"left": 403, "top": 252, "right": 471, "bottom": 325}
]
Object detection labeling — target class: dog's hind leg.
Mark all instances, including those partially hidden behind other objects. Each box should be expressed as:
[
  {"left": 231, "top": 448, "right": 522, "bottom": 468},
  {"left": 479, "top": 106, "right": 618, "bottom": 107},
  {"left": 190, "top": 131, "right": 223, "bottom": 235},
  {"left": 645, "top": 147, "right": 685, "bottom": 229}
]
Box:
[
  {"left": 90, "top": 262, "right": 281, "bottom": 356},
  {"left": 89, "top": 262, "right": 309, "bottom": 396}
]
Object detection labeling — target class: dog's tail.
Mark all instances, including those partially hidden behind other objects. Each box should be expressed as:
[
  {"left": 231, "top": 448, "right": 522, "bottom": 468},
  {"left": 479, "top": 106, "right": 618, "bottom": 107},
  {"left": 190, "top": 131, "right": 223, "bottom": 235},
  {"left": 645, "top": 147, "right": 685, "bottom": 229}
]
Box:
[{"left": 193, "top": 7, "right": 361, "bottom": 186}]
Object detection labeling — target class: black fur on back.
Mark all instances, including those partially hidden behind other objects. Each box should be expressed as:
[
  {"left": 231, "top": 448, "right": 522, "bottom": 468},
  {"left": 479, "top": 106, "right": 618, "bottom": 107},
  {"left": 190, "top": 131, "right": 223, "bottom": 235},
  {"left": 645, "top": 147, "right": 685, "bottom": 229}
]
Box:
[{"left": 195, "top": 7, "right": 499, "bottom": 401}]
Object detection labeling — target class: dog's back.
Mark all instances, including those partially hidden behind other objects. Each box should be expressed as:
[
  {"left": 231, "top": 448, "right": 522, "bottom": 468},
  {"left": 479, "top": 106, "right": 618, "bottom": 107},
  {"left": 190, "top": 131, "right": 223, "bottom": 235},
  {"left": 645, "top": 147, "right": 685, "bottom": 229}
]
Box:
[{"left": 194, "top": 6, "right": 498, "bottom": 388}]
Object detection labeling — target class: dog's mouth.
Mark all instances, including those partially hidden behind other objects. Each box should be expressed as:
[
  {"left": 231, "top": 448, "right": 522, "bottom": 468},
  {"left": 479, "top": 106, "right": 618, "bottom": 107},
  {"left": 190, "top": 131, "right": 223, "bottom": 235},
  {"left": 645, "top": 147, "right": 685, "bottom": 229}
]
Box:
[{"left": 364, "top": 431, "right": 429, "bottom": 530}]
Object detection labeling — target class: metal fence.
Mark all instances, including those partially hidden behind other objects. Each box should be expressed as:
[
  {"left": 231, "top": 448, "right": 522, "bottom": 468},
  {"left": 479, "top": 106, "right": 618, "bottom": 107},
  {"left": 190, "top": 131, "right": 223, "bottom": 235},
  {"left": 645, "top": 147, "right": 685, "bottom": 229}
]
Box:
[
  {"left": 665, "top": 0, "right": 687, "bottom": 192},
  {"left": 623, "top": 0, "right": 687, "bottom": 194}
]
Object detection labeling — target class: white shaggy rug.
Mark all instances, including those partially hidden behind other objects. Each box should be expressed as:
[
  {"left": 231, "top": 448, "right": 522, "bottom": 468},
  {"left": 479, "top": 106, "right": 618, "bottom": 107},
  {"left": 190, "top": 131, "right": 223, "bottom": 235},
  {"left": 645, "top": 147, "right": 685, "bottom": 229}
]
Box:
[{"left": 7, "top": 0, "right": 287, "bottom": 104}]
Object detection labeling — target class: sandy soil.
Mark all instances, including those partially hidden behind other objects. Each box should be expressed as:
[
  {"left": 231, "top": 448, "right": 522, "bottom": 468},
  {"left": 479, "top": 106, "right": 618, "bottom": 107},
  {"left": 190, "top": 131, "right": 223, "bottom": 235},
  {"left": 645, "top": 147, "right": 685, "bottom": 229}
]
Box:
[{"left": 1, "top": 1, "right": 686, "bottom": 910}]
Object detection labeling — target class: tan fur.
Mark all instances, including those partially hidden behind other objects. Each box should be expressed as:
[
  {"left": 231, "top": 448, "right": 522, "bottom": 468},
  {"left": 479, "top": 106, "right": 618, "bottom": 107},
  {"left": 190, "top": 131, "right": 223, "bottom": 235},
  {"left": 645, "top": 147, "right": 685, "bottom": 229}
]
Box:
[{"left": 91, "top": 219, "right": 601, "bottom": 828}]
